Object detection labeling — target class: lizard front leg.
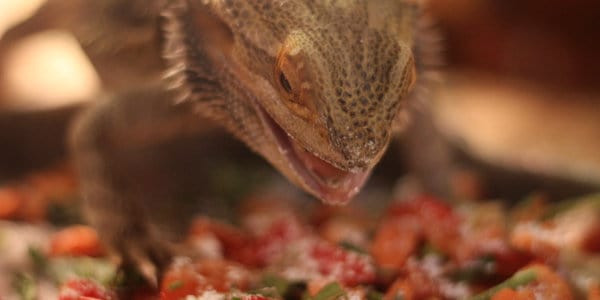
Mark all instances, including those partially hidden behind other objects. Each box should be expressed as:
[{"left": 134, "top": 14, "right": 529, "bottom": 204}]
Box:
[{"left": 69, "top": 82, "right": 208, "bottom": 285}]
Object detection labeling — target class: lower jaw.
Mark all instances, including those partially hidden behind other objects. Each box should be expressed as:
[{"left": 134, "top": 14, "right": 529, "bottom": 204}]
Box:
[
  {"left": 314, "top": 171, "right": 370, "bottom": 205},
  {"left": 257, "top": 106, "right": 370, "bottom": 205}
]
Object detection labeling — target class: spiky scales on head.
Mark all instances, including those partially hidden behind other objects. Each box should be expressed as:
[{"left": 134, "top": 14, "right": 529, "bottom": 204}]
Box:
[{"left": 162, "top": 0, "right": 420, "bottom": 204}]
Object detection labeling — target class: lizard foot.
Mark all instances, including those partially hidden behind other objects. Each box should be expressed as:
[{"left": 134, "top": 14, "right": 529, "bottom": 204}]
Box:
[{"left": 105, "top": 231, "right": 174, "bottom": 288}]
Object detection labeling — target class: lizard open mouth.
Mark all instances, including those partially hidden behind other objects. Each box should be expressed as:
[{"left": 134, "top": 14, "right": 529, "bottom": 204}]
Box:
[{"left": 258, "top": 108, "right": 370, "bottom": 205}]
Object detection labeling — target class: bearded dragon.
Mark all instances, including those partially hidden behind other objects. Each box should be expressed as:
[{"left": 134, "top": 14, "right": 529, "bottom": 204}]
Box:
[{"left": 2, "top": 0, "right": 425, "bottom": 282}]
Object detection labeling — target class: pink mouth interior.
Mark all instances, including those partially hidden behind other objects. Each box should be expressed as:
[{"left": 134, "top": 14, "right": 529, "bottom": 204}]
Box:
[{"left": 260, "top": 109, "right": 369, "bottom": 205}]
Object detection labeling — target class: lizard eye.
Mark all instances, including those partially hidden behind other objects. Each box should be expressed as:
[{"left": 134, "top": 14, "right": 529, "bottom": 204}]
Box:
[
  {"left": 274, "top": 46, "right": 316, "bottom": 120},
  {"left": 279, "top": 72, "right": 293, "bottom": 93}
]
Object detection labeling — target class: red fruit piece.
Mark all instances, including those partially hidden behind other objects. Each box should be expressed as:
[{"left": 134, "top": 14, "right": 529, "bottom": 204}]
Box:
[
  {"left": 372, "top": 195, "right": 461, "bottom": 270},
  {"left": 188, "top": 217, "right": 258, "bottom": 266},
  {"left": 253, "top": 217, "right": 305, "bottom": 266},
  {"left": 0, "top": 187, "right": 22, "bottom": 219},
  {"left": 370, "top": 218, "right": 420, "bottom": 270},
  {"left": 310, "top": 241, "right": 375, "bottom": 286},
  {"left": 241, "top": 295, "right": 272, "bottom": 300},
  {"left": 50, "top": 225, "right": 104, "bottom": 257},
  {"left": 160, "top": 259, "right": 205, "bottom": 300},
  {"left": 160, "top": 258, "right": 252, "bottom": 300},
  {"left": 389, "top": 195, "right": 461, "bottom": 255},
  {"left": 59, "top": 278, "right": 116, "bottom": 300}
]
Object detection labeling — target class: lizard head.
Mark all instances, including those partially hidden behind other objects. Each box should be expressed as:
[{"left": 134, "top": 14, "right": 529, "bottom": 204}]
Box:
[{"left": 163, "top": 0, "right": 418, "bottom": 204}]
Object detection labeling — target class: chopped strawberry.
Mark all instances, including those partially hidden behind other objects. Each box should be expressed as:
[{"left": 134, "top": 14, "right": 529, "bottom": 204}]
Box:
[
  {"left": 194, "top": 259, "right": 251, "bottom": 292},
  {"left": 581, "top": 221, "right": 600, "bottom": 253},
  {"left": 415, "top": 196, "right": 461, "bottom": 255},
  {"left": 240, "top": 295, "right": 272, "bottom": 300},
  {"left": 372, "top": 195, "right": 461, "bottom": 270},
  {"left": 310, "top": 241, "right": 375, "bottom": 286},
  {"left": 188, "top": 215, "right": 305, "bottom": 267},
  {"left": 489, "top": 246, "right": 534, "bottom": 278},
  {"left": 59, "top": 278, "right": 116, "bottom": 300},
  {"left": 160, "top": 258, "right": 251, "bottom": 300},
  {"left": 510, "top": 223, "right": 560, "bottom": 264},
  {"left": 390, "top": 195, "right": 461, "bottom": 254},
  {"left": 188, "top": 217, "right": 257, "bottom": 265},
  {"left": 253, "top": 217, "right": 305, "bottom": 265},
  {"left": 160, "top": 259, "right": 206, "bottom": 300}
]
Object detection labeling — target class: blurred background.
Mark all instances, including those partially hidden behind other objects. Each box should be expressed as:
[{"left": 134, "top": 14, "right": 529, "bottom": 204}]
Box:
[
  {"left": 428, "top": 0, "right": 600, "bottom": 184},
  {"left": 0, "top": 0, "right": 599, "bottom": 200},
  {"left": 426, "top": 0, "right": 600, "bottom": 198}
]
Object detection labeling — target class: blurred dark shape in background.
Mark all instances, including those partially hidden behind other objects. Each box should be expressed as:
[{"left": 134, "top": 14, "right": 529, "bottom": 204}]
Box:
[{"left": 431, "top": 0, "right": 600, "bottom": 91}]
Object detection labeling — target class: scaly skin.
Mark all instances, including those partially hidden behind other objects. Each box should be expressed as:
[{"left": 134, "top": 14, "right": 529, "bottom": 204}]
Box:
[
  {"left": 163, "top": 0, "right": 418, "bottom": 204},
  {"left": 1, "top": 0, "right": 421, "bottom": 283}
]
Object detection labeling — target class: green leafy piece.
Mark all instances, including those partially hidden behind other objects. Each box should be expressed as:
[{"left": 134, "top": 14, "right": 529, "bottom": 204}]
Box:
[
  {"left": 419, "top": 242, "right": 446, "bottom": 259},
  {"left": 310, "top": 282, "right": 346, "bottom": 300},
  {"left": 513, "top": 193, "right": 544, "bottom": 211},
  {"left": 450, "top": 255, "right": 496, "bottom": 282},
  {"left": 338, "top": 240, "right": 367, "bottom": 254},
  {"left": 257, "top": 274, "right": 308, "bottom": 299},
  {"left": 28, "top": 246, "right": 48, "bottom": 272},
  {"left": 168, "top": 280, "right": 184, "bottom": 291},
  {"left": 250, "top": 287, "right": 279, "bottom": 299},
  {"left": 260, "top": 273, "right": 290, "bottom": 296},
  {"left": 469, "top": 268, "right": 537, "bottom": 300},
  {"left": 12, "top": 272, "right": 37, "bottom": 300},
  {"left": 47, "top": 201, "right": 83, "bottom": 226},
  {"left": 47, "top": 257, "right": 117, "bottom": 286},
  {"left": 366, "top": 289, "right": 384, "bottom": 300}
]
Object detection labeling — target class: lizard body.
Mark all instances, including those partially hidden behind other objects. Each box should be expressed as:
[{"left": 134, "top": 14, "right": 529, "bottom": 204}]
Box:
[{"left": 2, "top": 0, "right": 423, "bottom": 281}]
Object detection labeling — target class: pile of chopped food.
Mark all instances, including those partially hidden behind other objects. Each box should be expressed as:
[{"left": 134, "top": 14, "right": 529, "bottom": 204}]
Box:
[{"left": 0, "top": 167, "right": 599, "bottom": 300}]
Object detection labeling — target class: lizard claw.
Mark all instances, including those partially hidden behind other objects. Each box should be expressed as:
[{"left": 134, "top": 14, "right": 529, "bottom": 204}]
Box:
[
  {"left": 105, "top": 230, "right": 174, "bottom": 288},
  {"left": 127, "top": 246, "right": 160, "bottom": 288}
]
